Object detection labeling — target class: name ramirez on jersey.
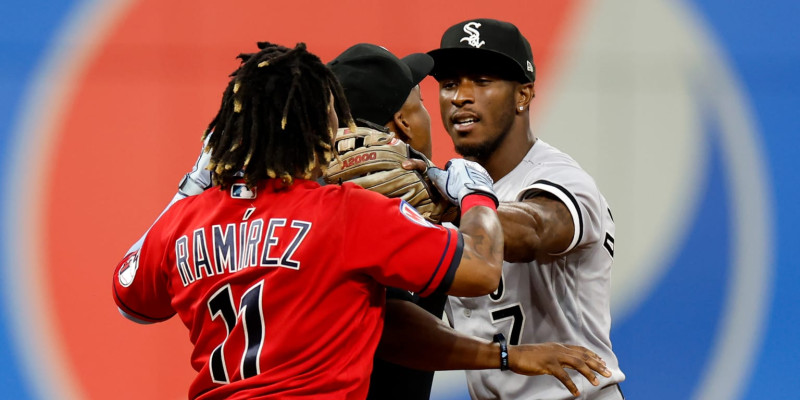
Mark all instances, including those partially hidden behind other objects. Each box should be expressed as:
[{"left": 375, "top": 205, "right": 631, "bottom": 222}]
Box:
[{"left": 174, "top": 217, "right": 311, "bottom": 287}]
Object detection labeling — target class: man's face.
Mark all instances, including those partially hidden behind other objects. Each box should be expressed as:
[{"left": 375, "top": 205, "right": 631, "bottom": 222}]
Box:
[
  {"left": 437, "top": 72, "right": 518, "bottom": 160},
  {"left": 395, "top": 85, "right": 433, "bottom": 158}
]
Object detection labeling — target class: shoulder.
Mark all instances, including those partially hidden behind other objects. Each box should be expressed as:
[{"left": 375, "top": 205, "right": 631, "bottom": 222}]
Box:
[
  {"left": 499, "top": 140, "right": 600, "bottom": 201},
  {"left": 530, "top": 141, "right": 598, "bottom": 187},
  {"left": 168, "top": 186, "right": 224, "bottom": 213},
  {"left": 149, "top": 187, "right": 232, "bottom": 237},
  {"left": 322, "top": 181, "right": 397, "bottom": 204},
  {"left": 529, "top": 140, "right": 587, "bottom": 173},
  {"left": 155, "top": 192, "right": 201, "bottom": 224}
]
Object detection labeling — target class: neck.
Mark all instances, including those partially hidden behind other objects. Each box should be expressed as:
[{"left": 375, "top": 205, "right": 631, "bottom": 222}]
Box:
[{"left": 475, "top": 117, "right": 535, "bottom": 181}]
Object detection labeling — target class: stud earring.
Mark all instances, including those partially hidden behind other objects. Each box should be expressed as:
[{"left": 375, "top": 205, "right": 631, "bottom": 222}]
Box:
[{"left": 518, "top": 106, "right": 524, "bottom": 111}]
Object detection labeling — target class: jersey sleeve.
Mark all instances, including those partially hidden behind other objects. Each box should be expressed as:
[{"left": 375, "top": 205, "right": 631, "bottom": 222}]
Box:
[
  {"left": 515, "top": 164, "right": 605, "bottom": 255},
  {"left": 112, "top": 211, "right": 177, "bottom": 324},
  {"left": 339, "top": 185, "right": 463, "bottom": 297}
]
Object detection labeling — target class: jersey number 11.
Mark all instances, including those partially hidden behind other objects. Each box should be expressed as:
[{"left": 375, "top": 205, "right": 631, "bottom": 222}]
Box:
[{"left": 207, "top": 281, "right": 266, "bottom": 384}]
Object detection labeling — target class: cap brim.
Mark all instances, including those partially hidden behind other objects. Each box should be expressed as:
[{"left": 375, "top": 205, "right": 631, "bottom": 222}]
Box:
[
  {"left": 401, "top": 53, "right": 434, "bottom": 86},
  {"left": 427, "top": 47, "right": 530, "bottom": 83}
]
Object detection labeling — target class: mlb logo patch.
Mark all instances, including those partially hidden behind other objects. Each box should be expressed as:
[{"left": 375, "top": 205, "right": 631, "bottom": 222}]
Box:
[
  {"left": 399, "top": 200, "right": 434, "bottom": 228},
  {"left": 231, "top": 183, "right": 257, "bottom": 199}
]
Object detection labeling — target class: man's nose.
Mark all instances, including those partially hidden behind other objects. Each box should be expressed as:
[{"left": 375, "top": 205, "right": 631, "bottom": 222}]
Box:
[{"left": 451, "top": 81, "right": 474, "bottom": 107}]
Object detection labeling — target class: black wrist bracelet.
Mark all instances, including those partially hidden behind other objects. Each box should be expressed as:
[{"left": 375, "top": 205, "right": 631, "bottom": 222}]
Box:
[{"left": 493, "top": 333, "right": 509, "bottom": 371}]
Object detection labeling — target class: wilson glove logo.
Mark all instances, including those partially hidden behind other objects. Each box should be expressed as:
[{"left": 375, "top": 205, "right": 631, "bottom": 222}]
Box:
[{"left": 343, "top": 151, "right": 377, "bottom": 168}]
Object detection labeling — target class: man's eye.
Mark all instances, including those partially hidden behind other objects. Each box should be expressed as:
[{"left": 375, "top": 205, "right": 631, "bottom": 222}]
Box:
[{"left": 440, "top": 80, "right": 457, "bottom": 89}]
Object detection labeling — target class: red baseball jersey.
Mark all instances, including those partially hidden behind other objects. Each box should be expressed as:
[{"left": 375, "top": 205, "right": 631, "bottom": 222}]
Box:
[{"left": 112, "top": 179, "right": 463, "bottom": 400}]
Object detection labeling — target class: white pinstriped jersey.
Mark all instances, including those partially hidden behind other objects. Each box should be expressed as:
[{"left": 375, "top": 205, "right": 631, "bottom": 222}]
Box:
[{"left": 446, "top": 139, "right": 625, "bottom": 400}]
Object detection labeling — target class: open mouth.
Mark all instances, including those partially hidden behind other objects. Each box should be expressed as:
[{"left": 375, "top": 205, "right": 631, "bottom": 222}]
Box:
[
  {"left": 451, "top": 114, "right": 480, "bottom": 131},
  {"left": 454, "top": 118, "right": 477, "bottom": 127}
]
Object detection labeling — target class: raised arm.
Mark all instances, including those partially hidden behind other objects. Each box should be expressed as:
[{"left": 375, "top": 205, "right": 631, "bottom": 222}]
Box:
[
  {"left": 403, "top": 159, "right": 577, "bottom": 264},
  {"left": 427, "top": 159, "right": 504, "bottom": 297},
  {"left": 116, "top": 140, "right": 212, "bottom": 324},
  {"left": 498, "top": 193, "right": 574, "bottom": 263},
  {"left": 124, "top": 138, "right": 213, "bottom": 254}
]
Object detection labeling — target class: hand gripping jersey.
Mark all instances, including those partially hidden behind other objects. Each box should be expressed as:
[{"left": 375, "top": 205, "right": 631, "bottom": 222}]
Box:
[
  {"left": 446, "top": 140, "right": 625, "bottom": 400},
  {"left": 113, "top": 179, "right": 463, "bottom": 400}
]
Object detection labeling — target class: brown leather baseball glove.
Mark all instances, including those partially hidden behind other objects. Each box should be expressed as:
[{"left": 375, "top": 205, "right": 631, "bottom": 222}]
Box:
[{"left": 324, "top": 126, "right": 456, "bottom": 224}]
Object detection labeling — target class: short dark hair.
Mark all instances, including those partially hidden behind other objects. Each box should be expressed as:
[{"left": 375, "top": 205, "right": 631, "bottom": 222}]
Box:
[{"left": 204, "top": 42, "right": 353, "bottom": 188}]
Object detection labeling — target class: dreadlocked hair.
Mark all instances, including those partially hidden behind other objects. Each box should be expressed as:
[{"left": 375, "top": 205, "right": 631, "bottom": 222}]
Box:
[{"left": 203, "top": 41, "right": 354, "bottom": 189}]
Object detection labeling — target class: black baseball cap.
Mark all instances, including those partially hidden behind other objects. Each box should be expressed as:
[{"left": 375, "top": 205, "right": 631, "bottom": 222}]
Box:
[
  {"left": 328, "top": 43, "right": 434, "bottom": 126},
  {"left": 428, "top": 18, "right": 535, "bottom": 83}
]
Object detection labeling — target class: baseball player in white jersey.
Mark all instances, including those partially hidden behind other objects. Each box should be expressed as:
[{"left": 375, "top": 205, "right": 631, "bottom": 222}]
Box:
[
  {"left": 448, "top": 140, "right": 623, "bottom": 399},
  {"left": 426, "top": 19, "right": 626, "bottom": 399}
]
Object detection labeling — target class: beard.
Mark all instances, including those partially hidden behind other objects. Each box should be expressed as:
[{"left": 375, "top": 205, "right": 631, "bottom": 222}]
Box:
[
  {"left": 453, "top": 110, "right": 515, "bottom": 162},
  {"left": 454, "top": 129, "right": 509, "bottom": 161}
]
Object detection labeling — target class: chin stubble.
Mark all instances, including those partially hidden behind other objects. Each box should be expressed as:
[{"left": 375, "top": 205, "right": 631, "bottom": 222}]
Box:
[{"left": 453, "top": 124, "right": 511, "bottom": 162}]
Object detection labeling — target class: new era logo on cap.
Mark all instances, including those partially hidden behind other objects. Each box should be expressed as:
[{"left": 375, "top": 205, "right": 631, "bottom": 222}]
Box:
[{"left": 428, "top": 18, "right": 536, "bottom": 83}]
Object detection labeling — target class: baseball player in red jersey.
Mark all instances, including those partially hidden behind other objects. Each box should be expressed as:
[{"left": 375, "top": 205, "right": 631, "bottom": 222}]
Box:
[{"left": 112, "top": 41, "right": 509, "bottom": 400}]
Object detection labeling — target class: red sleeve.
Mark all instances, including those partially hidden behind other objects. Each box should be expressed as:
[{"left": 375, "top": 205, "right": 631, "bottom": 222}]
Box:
[
  {"left": 339, "top": 185, "right": 463, "bottom": 297},
  {"left": 112, "top": 211, "right": 177, "bottom": 323}
]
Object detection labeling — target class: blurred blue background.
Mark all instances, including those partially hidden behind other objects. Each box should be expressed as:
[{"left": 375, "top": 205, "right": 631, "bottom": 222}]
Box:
[{"left": 1, "top": 1, "right": 797, "bottom": 399}]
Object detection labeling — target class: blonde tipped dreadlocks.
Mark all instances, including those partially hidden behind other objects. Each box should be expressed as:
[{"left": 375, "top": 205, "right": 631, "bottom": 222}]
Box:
[{"left": 204, "top": 42, "right": 353, "bottom": 189}]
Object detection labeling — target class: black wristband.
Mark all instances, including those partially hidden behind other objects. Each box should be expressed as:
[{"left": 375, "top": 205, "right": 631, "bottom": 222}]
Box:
[{"left": 493, "top": 333, "right": 509, "bottom": 371}]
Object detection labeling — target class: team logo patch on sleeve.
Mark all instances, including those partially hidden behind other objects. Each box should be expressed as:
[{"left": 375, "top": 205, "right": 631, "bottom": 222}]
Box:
[
  {"left": 118, "top": 251, "right": 140, "bottom": 287},
  {"left": 399, "top": 200, "right": 435, "bottom": 228}
]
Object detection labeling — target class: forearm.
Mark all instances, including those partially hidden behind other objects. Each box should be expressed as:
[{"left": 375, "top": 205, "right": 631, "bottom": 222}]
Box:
[
  {"left": 497, "top": 197, "right": 574, "bottom": 262},
  {"left": 447, "top": 203, "right": 505, "bottom": 296},
  {"left": 460, "top": 202, "right": 504, "bottom": 265},
  {"left": 375, "top": 298, "right": 613, "bottom": 391},
  {"left": 426, "top": 159, "right": 504, "bottom": 296},
  {"left": 376, "top": 299, "right": 500, "bottom": 371},
  {"left": 497, "top": 202, "right": 544, "bottom": 262}
]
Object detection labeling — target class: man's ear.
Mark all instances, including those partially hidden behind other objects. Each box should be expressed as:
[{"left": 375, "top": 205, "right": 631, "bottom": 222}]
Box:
[
  {"left": 390, "top": 111, "right": 412, "bottom": 142},
  {"left": 517, "top": 82, "right": 535, "bottom": 110}
]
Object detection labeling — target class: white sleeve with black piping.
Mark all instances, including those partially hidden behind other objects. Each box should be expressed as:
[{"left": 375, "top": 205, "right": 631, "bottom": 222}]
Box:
[{"left": 516, "top": 179, "right": 583, "bottom": 255}]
